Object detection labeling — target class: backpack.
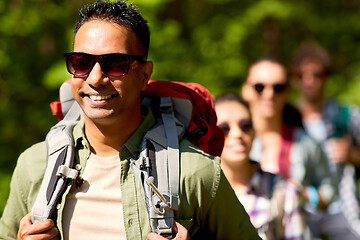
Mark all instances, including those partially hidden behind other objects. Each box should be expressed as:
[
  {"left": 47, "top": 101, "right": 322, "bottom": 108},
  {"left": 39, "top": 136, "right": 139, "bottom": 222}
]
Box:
[{"left": 31, "top": 79, "right": 224, "bottom": 238}]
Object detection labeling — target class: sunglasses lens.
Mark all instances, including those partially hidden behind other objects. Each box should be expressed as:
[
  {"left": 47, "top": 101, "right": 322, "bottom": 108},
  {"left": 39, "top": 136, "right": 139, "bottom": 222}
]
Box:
[
  {"left": 253, "top": 83, "right": 265, "bottom": 94},
  {"left": 65, "top": 52, "right": 144, "bottom": 77},
  {"left": 218, "top": 123, "right": 230, "bottom": 136},
  {"left": 218, "top": 120, "right": 253, "bottom": 136},
  {"left": 239, "top": 119, "right": 253, "bottom": 133},
  {"left": 66, "top": 53, "right": 94, "bottom": 76},
  {"left": 102, "top": 54, "right": 130, "bottom": 77},
  {"left": 273, "top": 84, "right": 287, "bottom": 93}
]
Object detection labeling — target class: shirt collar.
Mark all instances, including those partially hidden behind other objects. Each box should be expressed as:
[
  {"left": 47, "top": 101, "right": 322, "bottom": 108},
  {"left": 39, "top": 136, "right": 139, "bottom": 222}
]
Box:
[
  {"left": 73, "top": 116, "right": 86, "bottom": 152},
  {"left": 120, "top": 108, "right": 155, "bottom": 159}
]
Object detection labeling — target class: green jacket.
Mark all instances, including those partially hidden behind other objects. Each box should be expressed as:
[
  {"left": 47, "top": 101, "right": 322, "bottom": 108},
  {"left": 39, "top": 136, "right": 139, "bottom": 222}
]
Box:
[{"left": 0, "top": 110, "right": 260, "bottom": 239}]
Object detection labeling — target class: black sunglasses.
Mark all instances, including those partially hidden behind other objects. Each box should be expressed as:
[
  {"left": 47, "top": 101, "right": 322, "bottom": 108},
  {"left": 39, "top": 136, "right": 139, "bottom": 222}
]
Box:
[
  {"left": 218, "top": 119, "right": 253, "bottom": 136},
  {"left": 252, "top": 83, "right": 288, "bottom": 95},
  {"left": 64, "top": 52, "right": 147, "bottom": 77}
]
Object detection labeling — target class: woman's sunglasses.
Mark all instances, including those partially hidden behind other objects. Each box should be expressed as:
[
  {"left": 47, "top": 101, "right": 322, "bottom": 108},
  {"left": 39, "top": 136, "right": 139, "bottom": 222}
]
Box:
[
  {"left": 218, "top": 119, "right": 253, "bottom": 136},
  {"left": 64, "top": 52, "right": 147, "bottom": 77},
  {"left": 252, "top": 83, "right": 288, "bottom": 95}
]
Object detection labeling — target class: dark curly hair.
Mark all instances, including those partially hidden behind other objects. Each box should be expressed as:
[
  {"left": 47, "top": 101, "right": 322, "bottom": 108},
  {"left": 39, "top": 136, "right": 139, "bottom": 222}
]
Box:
[
  {"left": 291, "top": 42, "right": 331, "bottom": 77},
  {"left": 73, "top": 0, "right": 150, "bottom": 56}
]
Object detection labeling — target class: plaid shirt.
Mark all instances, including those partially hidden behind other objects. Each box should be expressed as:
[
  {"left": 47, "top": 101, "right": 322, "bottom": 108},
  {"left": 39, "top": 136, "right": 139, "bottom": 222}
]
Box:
[{"left": 237, "top": 162, "right": 306, "bottom": 240}]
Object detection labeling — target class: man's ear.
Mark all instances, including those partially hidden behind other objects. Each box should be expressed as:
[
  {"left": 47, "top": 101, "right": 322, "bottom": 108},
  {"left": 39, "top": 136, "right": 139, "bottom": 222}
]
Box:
[{"left": 142, "top": 61, "right": 153, "bottom": 90}]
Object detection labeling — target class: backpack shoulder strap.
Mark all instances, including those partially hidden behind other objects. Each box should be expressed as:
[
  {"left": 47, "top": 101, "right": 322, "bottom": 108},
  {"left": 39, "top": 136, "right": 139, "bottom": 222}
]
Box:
[
  {"left": 50, "top": 80, "right": 75, "bottom": 121},
  {"left": 31, "top": 102, "right": 82, "bottom": 223},
  {"left": 158, "top": 97, "right": 180, "bottom": 208},
  {"left": 334, "top": 104, "right": 350, "bottom": 137},
  {"left": 131, "top": 96, "right": 190, "bottom": 237}
]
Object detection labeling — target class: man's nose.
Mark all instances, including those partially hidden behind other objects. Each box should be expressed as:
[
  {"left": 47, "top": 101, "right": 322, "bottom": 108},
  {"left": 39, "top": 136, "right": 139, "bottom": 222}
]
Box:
[
  {"left": 301, "top": 72, "right": 316, "bottom": 83},
  {"left": 228, "top": 125, "right": 243, "bottom": 138},
  {"left": 86, "top": 62, "right": 109, "bottom": 87}
]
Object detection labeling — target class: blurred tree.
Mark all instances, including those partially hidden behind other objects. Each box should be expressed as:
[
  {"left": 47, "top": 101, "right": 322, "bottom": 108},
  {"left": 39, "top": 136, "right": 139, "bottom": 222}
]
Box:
[{"left": 1, "top": 0, "right": 360, "bottom": 215}]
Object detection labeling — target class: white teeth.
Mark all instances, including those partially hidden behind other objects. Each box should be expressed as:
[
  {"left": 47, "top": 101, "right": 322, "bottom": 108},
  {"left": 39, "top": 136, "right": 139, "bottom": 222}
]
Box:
[{"left": 88, "top": 95, "right": 112, "bottom": 101}]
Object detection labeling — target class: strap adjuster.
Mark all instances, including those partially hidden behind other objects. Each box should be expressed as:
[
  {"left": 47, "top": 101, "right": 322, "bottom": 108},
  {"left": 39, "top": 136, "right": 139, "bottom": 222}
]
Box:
[{"left": 56, "top": 165, "right": 79, "bottom": 180}]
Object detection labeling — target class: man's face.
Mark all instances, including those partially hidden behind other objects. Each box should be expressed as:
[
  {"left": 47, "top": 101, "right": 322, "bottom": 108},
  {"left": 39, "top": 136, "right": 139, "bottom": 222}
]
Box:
[
  {"left": 71, "top": 20, "right": 152, "bottom": 125},
  {"left": 242, "top": 61, "right": 289, "bottom": 119},
  {"left": 294, "top": 60, "right": 327, "bottom": 102}
]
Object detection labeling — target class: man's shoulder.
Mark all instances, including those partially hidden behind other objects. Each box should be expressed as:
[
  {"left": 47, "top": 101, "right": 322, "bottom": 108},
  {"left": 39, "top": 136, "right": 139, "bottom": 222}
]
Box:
[
  {"left": 178, "top": 138, "right": 221, "bottom": 188},
  {"left": 179, "top": 139, "right": 220, "bottom": 170},
  {"left": 16, "top": 141, "right": 47, "bottom": 180},
  {"left": 20, "top": 141, "right": 47, "bottom": 161}
]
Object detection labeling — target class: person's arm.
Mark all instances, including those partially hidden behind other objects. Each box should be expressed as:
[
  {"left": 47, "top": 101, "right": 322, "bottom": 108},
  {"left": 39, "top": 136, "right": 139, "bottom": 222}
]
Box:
[
  {"left": 0, "top": 142, "right": 47, "bottom": 240},
  {"left": 17, "top": 214, "right": 59, "bottom": 240},
  {"left": 347, "top": 143, "right": 360, "bottom": 167},
  {"left": 203, "top": 170, "right": 261, "bottom": 240},
  {"left": 329, "top": 135, "right": 360, "bottom": 167},
  {"left": 147, "top": 221, "right": 190, "bottom": 240},
  {"left": 0, "top": 156, "right": 32, "bottom": 240}
]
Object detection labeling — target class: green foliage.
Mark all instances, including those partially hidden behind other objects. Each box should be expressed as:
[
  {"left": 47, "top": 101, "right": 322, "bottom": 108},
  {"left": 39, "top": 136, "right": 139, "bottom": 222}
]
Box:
[
  {"left": 1, "top": 0, "right": 360, "bottom": 217},
  {"left": 0, "top": 173, "right": 11, "bottom": 215}
]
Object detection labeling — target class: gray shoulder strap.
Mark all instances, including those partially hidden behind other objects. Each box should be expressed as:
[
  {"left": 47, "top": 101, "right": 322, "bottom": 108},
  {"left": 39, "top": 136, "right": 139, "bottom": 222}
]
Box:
[
  {"left": 31, "top": 102, "right": 82, "bottom": 223},
  {"left": 159, "top": 97, "right": 179, "bottom": 209},
  {"left": 131, "top": 96, "right": 182, "bottom": 238}
]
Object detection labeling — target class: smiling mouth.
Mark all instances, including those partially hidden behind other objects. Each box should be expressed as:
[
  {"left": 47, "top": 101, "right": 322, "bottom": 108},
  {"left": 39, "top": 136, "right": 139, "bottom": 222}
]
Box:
[
  {"left": 88, "top": 95, "right": 113, "bottom": 101},
  {"left": 82, "top": 93, "right": 116, "bottom": 101}
]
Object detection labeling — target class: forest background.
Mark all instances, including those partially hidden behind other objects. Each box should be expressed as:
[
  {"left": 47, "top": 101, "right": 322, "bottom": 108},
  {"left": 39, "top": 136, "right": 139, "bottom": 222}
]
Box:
[{"left": 1, "top": 0, "right": 360, "bottom": 215}]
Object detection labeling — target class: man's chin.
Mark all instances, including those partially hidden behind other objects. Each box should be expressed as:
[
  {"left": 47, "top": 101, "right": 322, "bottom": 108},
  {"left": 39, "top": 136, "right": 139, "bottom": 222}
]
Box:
[{"left": 84, "top": 110, "right": 116, "bottom": 123}]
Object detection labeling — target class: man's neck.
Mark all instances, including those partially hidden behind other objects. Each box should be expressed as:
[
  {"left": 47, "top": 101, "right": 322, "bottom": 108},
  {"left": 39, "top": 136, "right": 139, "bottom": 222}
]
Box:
[
  {"left": 298, "top": 96, "right": 324, "bottom": 121},
  {"left": 252, "top": 114, "right": 283, "bottom": 134},
  {"left": 84, "top": 111, "right": 143, "bottom": 157}
]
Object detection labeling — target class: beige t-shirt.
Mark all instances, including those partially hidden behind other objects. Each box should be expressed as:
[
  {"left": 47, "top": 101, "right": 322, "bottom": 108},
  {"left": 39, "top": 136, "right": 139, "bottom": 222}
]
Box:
[{"left": 62, "top": 153, "right": 126, "bottom": 240}]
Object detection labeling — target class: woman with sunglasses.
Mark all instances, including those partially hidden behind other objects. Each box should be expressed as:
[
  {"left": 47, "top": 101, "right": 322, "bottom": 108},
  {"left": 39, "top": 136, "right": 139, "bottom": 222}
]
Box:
[
  {"left": 215, "top": 93, "right": 306, "bottom": 240},
  {"left": 241, "top": 58, "right": 336, "bottom": 237}
]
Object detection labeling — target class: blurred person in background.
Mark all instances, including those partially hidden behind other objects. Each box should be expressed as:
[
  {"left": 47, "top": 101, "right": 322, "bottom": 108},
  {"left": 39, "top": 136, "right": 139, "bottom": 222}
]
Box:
[
  {"left": 291, "top": 42, "right": 360, "bottom": 239},
  {"left": 215, "top": 92, "right": 307, "bottom": 240},
  {"left": 241, "top": 58, "right": 336, "bottom": 239}
]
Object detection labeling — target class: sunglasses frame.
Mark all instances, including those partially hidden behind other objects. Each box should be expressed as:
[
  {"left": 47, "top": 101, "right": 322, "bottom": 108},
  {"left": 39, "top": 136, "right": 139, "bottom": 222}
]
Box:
[
  {"left": 251, "top": 83, "right": 288, "bottom": 95},
  {"left": 64, "top": 52, "right": 147, "bottom": 77}
]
